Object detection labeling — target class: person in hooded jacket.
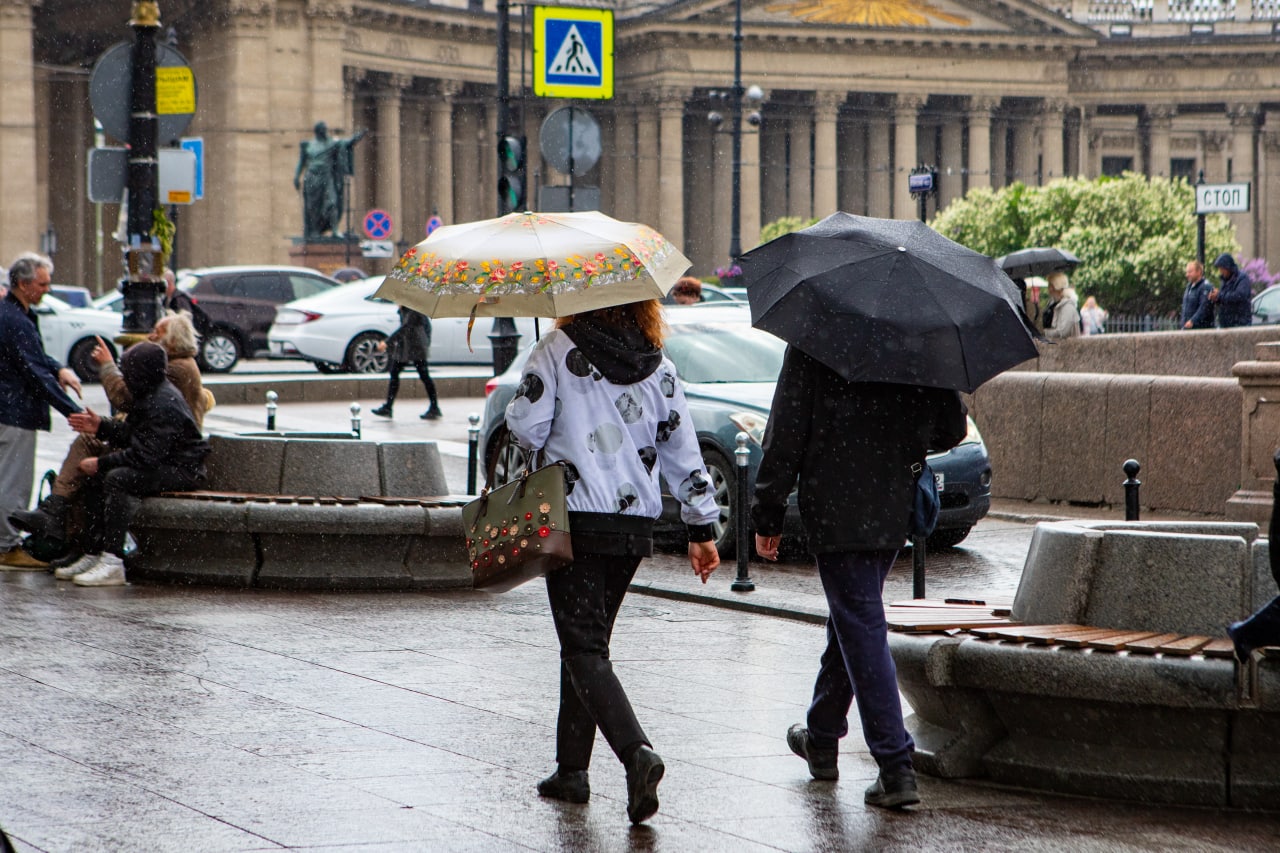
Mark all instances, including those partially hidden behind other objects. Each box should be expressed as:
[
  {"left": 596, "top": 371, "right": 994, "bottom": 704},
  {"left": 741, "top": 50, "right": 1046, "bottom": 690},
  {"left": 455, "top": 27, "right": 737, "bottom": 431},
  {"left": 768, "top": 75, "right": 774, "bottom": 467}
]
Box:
[
  {"left": 64, "top": 342, "right": 210, "bottom": 587},
  {"left": 1209, "top": 252, "right": 1253, "bottom": 328},
  {"left": 504, "top": 299, "right": 720, "bottom": 825},
  {"left": 372, "top": 306, "right": 441, "bottom": 420},
  {"left": 751, "top": 346, "right": 967, "bottom": 810}
]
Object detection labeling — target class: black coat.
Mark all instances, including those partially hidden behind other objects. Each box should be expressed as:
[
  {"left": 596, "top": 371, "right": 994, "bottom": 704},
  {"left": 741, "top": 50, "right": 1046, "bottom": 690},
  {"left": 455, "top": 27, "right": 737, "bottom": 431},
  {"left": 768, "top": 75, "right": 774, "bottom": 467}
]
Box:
[
  {"left": 167, "top": 290, "right": 212, "bottom": 336},
  {"left": 96, "top": 378, "right": 210, "bottom": 481},
  {"left": 386, "top": 307, "right": 431, "bottom": 364},
  {"left": 751, "top": 346, "right": 967, "bottom": 552},
  {"left": 0, "top": 293, "right": 81, "bottom": 430}
]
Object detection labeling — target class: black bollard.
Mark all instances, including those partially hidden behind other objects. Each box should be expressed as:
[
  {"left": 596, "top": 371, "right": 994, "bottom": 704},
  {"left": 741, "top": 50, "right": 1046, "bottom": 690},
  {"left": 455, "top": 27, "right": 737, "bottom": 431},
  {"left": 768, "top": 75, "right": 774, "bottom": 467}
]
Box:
[
  {"left": 1123, "top": 459, "right": 1141, "bottom": 521},
  {"left": 265, "top": 390, "right": 277, "bottom": 431},
  {"left": 731, "top": 432, "right": 755, "bottom": 592},
  {"left": 350, "top": 402, "right": 362, "bottom": 439},
  {"left": 912, "top": 535, "right": 927, "bottom": 599},
  {"left": 467, "top": 414, "right": 481, "bottom": 495}
]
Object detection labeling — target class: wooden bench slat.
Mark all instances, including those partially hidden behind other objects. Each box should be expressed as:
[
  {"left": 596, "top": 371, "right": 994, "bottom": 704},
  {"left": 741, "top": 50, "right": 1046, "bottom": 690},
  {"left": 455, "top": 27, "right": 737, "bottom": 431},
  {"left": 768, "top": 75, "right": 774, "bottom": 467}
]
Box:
[
  {"left": 1084, "top": 631, "right": 1164, "bottom": 651},
  {"left": 969, "top": 624, "right": 1086, "bottom": 642},
  {"left": 1156, "top": 635, "right": 1212, "bottom": 655},
  {"left": 1057, "top": 628, "right": 1146, "bottom": 648},
  {"left": 1200, "top": 639, "right": 1237, "bottom": 659},
  {"left": 1121, "top": 633, "right": 1185, "bottom": 654}
]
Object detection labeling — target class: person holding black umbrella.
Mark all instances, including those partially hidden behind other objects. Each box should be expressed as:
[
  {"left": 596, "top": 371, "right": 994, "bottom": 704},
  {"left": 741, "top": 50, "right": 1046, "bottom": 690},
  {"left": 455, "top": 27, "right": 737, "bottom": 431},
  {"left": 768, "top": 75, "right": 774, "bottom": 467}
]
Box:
[{"left": 741, "top": 212, "right": 1037, "bottom": 809}]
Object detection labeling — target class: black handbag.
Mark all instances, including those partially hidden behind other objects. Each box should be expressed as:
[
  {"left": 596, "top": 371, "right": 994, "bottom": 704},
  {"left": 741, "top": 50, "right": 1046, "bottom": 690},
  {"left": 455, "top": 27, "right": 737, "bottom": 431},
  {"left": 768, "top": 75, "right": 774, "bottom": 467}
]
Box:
[
  {"left": 463, "top": 446, "right": 573, "bottom": 592},
  {"left": 908, "top": 461, "right": 940, "bottom": 539}
]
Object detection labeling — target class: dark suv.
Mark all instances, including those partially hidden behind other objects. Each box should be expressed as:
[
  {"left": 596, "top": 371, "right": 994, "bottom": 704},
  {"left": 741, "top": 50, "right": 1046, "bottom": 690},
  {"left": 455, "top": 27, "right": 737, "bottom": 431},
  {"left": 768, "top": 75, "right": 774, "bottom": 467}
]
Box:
[{"left": 179, "top": 266, "right": 340, "bottom": 372}]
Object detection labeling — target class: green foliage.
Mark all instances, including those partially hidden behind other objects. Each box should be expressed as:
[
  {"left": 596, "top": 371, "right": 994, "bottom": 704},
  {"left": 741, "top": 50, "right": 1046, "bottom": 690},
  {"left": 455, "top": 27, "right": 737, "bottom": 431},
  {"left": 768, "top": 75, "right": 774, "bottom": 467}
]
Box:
[
  {"left": 932, "top": 173, "right": 1240, "bottom": 314},
  {"left": 757, "top": 215, "right": 819, "bottom": 247},
  {"left": 151, "top": 207, "right": 175, "bottom": 267}
]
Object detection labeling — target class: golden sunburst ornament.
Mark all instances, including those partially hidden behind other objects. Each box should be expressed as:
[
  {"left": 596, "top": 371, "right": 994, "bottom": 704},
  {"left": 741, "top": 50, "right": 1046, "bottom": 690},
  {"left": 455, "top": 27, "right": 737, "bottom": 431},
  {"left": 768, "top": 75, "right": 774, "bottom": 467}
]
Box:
[{"left": 767, "top": 0, "right": 971, "bottom": 27}]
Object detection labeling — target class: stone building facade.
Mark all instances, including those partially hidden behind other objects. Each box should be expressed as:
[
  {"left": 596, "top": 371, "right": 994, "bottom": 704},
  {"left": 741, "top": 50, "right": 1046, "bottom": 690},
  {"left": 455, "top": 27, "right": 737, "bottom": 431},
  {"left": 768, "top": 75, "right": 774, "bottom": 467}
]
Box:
[{"left": 12, "top": 0, "right": 1280, "bottom": 289}]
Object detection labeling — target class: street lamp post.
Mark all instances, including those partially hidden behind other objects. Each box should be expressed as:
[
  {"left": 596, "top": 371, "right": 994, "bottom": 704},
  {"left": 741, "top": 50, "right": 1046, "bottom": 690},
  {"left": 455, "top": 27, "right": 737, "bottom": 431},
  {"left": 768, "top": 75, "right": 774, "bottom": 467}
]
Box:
[{"left": 123, "top": 1, "right": 164, "bottom": 336}]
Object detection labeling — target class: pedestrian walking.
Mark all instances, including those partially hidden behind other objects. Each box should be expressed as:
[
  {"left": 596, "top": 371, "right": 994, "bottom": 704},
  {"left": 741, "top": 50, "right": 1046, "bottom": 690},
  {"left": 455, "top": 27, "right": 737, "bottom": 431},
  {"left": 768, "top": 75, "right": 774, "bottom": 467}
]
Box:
[
  {"left": 1181, "top": 260, "right": 1215, "bottom": 330},
  {"left": 0, "top": 252, "right": 82, "bottom": 570},
  {"left": 1209, "top": 252, "right": 1253, "bottom": 328},
  {"left": 1041, "top": 271, "right": 1081, "bottom": 340},
  {"left": 504, "top": 300, "right": 720, "bottom": 824},
  {"left": 752, "top": 350, "right": 967, "bottom": 809},
  {"left": 1080, "top": 295, "right": 1108, "bottom": 335},
  {"left": 164, "top": 267, "right": 212, "bottom": 339},
  {"left": 371, "top": 306, "right": 441, "bottom": 420}
]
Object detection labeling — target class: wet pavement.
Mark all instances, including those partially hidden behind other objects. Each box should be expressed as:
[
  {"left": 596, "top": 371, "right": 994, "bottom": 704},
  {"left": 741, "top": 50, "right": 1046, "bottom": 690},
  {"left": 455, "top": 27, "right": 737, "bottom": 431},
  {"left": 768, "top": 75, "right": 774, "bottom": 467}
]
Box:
[{"left": 7, "top": 377, "right": 1277, "bottom": 850}]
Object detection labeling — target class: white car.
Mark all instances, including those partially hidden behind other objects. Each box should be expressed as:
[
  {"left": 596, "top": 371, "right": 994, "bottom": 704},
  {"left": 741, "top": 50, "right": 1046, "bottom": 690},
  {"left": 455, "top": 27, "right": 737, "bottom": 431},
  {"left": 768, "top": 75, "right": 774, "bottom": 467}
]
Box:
[
  {"left": 267, "top": 276, "right": 545, "bottom": 373},
  {"left": 34, "top": 294, "right": 124, "bottom": 382}
]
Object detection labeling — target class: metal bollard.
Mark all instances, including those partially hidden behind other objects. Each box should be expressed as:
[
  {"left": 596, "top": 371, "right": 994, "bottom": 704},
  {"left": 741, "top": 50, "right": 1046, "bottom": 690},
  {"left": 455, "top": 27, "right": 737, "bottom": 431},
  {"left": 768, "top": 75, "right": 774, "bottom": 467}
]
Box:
[
  {"left": 467, "top": 414, "right": 481, "bottom": 495},
  {"left": 731, "top": 431, "right": 755, "bottom": 592},
  {"left": 912, "top": 535, "right": 927, "bottom": 599},
  {"left": 350, "top": 402, "right": 362, "bottom": 439},
  {"left": 265, "top": 390, "right": 277, "bottom": 431},
  {"left": 1123, "top": 458, "right": 1141, "bottom": 521}
]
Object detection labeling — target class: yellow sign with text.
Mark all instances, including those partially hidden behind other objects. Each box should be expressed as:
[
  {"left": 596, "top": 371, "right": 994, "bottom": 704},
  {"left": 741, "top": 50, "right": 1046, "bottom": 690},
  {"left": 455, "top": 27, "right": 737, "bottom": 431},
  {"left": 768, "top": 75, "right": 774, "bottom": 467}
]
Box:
[{"left": 155, "top": 67, "right": 195, "bottom": 115}]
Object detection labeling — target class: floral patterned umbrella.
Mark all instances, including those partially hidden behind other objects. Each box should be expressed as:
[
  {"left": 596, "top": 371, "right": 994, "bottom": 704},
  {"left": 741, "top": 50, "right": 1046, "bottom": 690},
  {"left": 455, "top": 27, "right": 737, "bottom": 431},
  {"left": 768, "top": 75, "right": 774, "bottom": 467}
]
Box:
[{"left": 374, "top": 210, "right": 691, "bottom": 319}]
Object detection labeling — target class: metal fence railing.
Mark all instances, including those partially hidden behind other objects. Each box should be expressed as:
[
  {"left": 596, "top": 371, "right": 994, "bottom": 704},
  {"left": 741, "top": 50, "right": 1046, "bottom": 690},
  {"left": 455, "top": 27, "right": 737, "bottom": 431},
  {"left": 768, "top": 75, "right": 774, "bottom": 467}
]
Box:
[{"left": 1094, "top": 313, "right": 1182, "bottom": 334}]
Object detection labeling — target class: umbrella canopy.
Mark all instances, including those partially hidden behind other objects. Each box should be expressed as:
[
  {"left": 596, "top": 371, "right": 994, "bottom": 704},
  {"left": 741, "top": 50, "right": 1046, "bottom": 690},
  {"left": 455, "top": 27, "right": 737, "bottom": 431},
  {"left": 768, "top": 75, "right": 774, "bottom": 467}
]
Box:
[
  {"left": 740, "top": 212, "right": 1039, "bottom": 394},
  {"left": 375, "top": 210, "right": 691, "bottom": 318},
  {"left": 997, "top": 246, "right": 1080, "bottom": 281}
]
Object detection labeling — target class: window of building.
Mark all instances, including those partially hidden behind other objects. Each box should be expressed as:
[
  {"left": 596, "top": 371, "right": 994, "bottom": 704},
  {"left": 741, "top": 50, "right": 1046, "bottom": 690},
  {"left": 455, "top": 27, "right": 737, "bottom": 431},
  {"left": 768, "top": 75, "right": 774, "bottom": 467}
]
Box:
[
  {"left": 1102, "top": 156, "right": 1133, "bottom": 176},
  {"left": 1171, "top": 158, "right": 1197, "bottom": 183}
]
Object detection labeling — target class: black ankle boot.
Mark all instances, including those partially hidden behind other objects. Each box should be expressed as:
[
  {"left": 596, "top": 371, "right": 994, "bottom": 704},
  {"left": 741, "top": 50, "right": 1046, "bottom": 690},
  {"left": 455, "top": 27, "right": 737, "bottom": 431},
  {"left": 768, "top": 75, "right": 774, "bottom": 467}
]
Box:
[
  {"left": 10, "top": 495, "right": 70, "bottom": 540},
  {"left": 371, "top": 403, "right": 393, "bottom": 418},
  {"left": 537, "top": 768, "right": 590, "bottom": 803},
  {"left": 624, "top": 746, "right": 664, "bottom": 824},
  {"left": 420, "top": 404, "right": 442, "bottom": 420}
]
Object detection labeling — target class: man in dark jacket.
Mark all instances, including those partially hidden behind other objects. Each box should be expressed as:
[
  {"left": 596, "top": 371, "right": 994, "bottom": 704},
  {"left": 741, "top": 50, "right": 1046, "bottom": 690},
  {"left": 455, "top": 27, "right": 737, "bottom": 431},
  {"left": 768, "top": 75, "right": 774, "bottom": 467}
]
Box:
[
  {"left": 1181, "top": 260, "right": 1215, "bottom": 330},
  {"left": 1210, "top": 252, "right": 1253, "bottom": 328},
  {"left": 0, "top": 252, "right": 82, "bottom": 569},
  {"left": 164, "top": 267, "right": 211, "bottom": 338},
  {"left": 64, "top": 342, "right": 209, "bottom": 586},
  {"left": 751, "top": 346, "right": 966, "bottom": 809}
]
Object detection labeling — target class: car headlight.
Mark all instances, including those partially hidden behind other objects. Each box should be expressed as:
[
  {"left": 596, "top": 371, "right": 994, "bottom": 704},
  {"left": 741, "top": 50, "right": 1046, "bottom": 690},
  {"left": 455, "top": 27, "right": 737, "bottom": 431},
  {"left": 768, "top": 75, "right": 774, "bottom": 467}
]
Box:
[
  {"left": 728, "top": 411, "right": 769, "bottom": 446},
  {"left": 961, "top": 416, "right": 984, "bottom": 446}
]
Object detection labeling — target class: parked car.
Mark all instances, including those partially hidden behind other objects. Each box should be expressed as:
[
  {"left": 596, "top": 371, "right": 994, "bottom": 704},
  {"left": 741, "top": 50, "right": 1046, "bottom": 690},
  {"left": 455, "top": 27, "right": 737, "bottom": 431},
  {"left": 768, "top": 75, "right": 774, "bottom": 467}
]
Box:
[
  {"left": 50, "top": 285, "right": 93, "bottom": 307},
  {"left": 32, "top": 293, "right": 122, "bottom": 382},
  {"left": 479, "top": 305, "right": 992, "bottom": 555},
  {"left": 92, "top": 266, "right": 341, "bottom": 372},
  {"left": 1253, "top": 285, "right": 1280, "bottom": 324},
  {"left": 267, "top": 276, "right": 545, "bottom": 373}
]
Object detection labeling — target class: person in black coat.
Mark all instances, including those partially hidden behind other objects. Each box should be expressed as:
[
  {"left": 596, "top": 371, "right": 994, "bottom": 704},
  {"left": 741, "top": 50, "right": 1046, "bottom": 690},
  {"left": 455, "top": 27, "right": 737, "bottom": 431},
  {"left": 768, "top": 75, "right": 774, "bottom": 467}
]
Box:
[
  {"left": 751, "top": 346, "right": 966, "bottom": 809},
  {"left": 64, "top": 342, "right": 210, "bottom": 586},
  {"left": 1228, "top": 449, "right": 1280, "bottom": 660},
  {"left": 164, "top": 268, "right": 212, "bottom": 339},
  {"left": 371, "top": 306, "right": 441, "bottom": 420}
]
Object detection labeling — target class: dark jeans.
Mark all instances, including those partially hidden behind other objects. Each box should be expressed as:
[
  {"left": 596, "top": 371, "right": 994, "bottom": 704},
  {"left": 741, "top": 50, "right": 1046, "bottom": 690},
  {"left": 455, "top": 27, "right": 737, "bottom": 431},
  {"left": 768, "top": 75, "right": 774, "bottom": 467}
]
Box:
[
  {"left": 385, "top": 360, "right": 437, "bottom": 407},
  {"left": 545, "top": 551, "right": 649, "bottom": 770},
  {"left": 84, "top": 467, "right": 199, "bottom": 556},
  {"left": 805, "top": 549, "right": 914, "bottom": 773}
]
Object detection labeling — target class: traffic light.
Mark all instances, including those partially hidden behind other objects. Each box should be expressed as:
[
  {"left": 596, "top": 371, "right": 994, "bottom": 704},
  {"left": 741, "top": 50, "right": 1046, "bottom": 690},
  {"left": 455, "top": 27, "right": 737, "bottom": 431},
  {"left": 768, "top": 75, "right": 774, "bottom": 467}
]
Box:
[{"left": 498, "top": 135, "right": 526, "bottom": 214}]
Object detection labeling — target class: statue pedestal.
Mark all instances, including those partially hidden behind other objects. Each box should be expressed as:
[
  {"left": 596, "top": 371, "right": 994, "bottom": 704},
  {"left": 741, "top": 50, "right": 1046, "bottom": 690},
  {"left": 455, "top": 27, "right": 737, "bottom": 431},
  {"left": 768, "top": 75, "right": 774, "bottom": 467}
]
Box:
[
  {"left": 289, "top": 237, "right": 362, "bottom": 278},
  {"left": 1228, "top": 342, "right": 1280, "bottom": 523}
]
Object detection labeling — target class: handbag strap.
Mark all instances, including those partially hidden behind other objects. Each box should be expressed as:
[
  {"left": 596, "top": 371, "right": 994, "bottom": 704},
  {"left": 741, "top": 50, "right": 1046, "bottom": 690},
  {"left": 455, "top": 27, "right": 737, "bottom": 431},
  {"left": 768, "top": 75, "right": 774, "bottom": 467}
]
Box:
[{"left": 482, "top": 429, "right": 546, "bottom": 494}]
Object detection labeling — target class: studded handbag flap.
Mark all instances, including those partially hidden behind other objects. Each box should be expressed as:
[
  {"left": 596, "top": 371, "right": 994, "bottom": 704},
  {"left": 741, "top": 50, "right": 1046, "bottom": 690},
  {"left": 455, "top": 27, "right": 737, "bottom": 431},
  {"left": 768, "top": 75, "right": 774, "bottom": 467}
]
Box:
[{"left": 463, "top": 448, "right": 573, "bottom": 592}]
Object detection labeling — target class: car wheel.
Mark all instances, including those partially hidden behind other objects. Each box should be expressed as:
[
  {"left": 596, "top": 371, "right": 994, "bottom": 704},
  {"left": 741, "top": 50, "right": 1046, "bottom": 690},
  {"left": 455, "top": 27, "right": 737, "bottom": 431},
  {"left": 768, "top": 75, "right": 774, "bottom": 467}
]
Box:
[
  {"left": 314, "top": 361, "right": 345, "bottom": 374},
  {"left": 200, "top": 328, "right": 242, "bottom": 373},
  {"left": 701, "top": 447, "right": 738, "bottom": 558},
  {"left": 926, "top": 526, "right": 972, "bottom": 551},
  {"left": 485, "top": 426, "right": 527, "bottom": 488},
  {"left": 344, "top": 332, "right": 388, "bottom": 374},
  {"left": 68, "top": 338, "right": 111, "bottom": 383}
]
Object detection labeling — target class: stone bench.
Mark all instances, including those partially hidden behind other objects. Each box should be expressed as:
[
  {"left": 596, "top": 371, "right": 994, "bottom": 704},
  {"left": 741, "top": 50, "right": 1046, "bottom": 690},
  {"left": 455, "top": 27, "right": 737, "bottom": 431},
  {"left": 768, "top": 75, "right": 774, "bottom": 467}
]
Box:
[
  {"left": 890, "top": 521, "right": 1280, "bottom": 809},
  {"left": 126, "top": 434, "right": 472, "bottom": 590}
]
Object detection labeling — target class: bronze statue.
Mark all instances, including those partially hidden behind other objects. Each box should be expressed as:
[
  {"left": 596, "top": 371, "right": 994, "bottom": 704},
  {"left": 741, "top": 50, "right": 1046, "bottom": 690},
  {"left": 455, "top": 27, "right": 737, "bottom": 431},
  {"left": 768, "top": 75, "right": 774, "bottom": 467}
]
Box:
[{"left": 294, "top": 121, "right": 367, "bottom": 239}]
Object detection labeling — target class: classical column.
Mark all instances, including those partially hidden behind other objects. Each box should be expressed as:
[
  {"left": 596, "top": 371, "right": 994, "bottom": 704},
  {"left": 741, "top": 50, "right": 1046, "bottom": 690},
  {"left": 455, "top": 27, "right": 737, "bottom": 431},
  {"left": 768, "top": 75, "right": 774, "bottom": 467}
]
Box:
[
  {"left": 1146, "top": 104, "right": 1175, "bottom": 179},
  {"left": 1040, "top": 99, "right": 1066, "bottom": 184},
  {"left": 813, "top": 92, "right": 843, "bottom": 218},
  {"left": 1262, "top": 130, "right": 1280, "bottom": 261},
  {"left": 611, "top": 98, "right": 637, "bottom": 221},
  {"left": 939, "top": 113, "right": 964, "bottom": 206},
  {"left": 636, "top": 97, "right": 660, "bottom": 229},
  {"left": 788, "top": 109, "right": 813, "bottom": 218},
  {"left": 761, "top": 116, "right": 787, "bottom": 223},
  {"left": 686, "top": 113, "right": 715, "bottom": 272},
  {"left": 657, "top": 89, "right": 686, "bottom": 247},
  {"left": 713, "top": 112, "right": 732, "bottom": 265},
  {"left": 375, "top": 75, "right": 409, "bottom": 243},
  {"left": 1012, "top": 118, "right": 1036, "bottom": 185},
  {"left": 991, "top": 118, "right": 1008, "bottom": 188},
  {"left": 839, "top": 113, "right": 867, "bottom": 215},
  {"left": 1229, "top": 103, "right": 1260, "bottom": 255},
  {"left": 741, "top": 102, "right": 763, "bottom": 251},
  {"left": 868, "top": 112, "right": 892, "bottom": 217},
  {"left": 427, "top": 81, "right": 459, "bottom": 224},
  {"left": 966, "top": 97, "right": 997, "bottom": 191},
  {"left": 893, "top": 94, "right": 924, "bottom": 219}
]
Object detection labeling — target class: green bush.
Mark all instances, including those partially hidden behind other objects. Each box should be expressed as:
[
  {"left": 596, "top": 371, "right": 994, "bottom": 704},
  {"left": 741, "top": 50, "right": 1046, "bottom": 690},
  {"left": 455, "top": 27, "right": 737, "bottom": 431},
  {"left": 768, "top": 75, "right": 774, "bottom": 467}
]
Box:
[
  {"left": 932, "top": 173, "right": 1239, "bottom": 314},
  {"left": 756, "top": 215, "right": 820, "bottom": 247}
]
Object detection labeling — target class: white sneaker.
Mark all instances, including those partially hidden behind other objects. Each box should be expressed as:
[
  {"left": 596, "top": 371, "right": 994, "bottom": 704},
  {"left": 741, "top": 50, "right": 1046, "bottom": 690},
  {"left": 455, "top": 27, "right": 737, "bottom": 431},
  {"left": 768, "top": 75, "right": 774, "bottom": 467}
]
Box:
[
  {"left": 73, "top": 554, "right": 127, "bottom": 587},
  {"left": 55, "top": 553, "right": 101, "bottom": 580}
]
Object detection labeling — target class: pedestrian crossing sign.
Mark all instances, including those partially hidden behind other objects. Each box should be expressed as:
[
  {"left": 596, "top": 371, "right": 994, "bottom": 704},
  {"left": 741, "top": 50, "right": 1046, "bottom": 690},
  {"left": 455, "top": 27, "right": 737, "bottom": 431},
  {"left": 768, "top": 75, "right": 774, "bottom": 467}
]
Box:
[{"left": 533, "top": 6, "right": 613, "bottom": 100}]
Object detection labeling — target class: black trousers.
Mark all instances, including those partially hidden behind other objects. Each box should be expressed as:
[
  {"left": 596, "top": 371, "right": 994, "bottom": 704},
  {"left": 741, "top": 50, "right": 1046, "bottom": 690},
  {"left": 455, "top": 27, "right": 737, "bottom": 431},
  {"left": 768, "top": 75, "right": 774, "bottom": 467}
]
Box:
[
  {"left": 545, "top": 551, "right": 649, "bottom": 770},
  {"left": 84, "top": 467, "right": 199, "bottom": 556},
  {"left": 385, "top": 360, "right": 438, "bottom": 407}
]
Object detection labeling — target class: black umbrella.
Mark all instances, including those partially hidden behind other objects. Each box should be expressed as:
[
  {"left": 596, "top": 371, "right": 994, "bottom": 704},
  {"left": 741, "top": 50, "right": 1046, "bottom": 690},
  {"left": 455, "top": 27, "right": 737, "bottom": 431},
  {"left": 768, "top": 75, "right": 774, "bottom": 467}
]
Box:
[
  {"left": 996, "top": 247, "right": 1080, "bottom": 281},
  {"left": 739, "top": 212, "right": 1039, "bottom": 394}
]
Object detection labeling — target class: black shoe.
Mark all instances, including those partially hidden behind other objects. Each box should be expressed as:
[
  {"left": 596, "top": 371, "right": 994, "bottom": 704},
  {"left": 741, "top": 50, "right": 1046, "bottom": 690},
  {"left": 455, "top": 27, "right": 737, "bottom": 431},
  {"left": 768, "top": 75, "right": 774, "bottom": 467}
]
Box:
[
  {"left": 536, "top": 768, "right": 590, "bottom": 803},
  {"left": 864, "top": 766, "right": 920, "bottom": 809},
  {"left": 420, "top": 406, "right": 442, "bottom": 420},
  {"left": 9, "top": 495, "right": 69, "bottom": 540},
  {"left": 371, "top": 403, "right": 393, "bottom": 418},
  {"left": 786, "top": 724, "right": 838, "bottom": 780},
  {"left": 624, "top": 746, "right": 664, "bottom": 824}
]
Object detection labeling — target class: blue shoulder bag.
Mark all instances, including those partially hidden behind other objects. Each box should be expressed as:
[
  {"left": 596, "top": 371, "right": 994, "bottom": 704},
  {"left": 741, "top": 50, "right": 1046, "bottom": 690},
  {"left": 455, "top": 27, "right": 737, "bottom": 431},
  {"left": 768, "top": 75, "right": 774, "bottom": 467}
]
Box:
[{"left": 909, "top": 461, "right": 940, "bottom": 539}]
